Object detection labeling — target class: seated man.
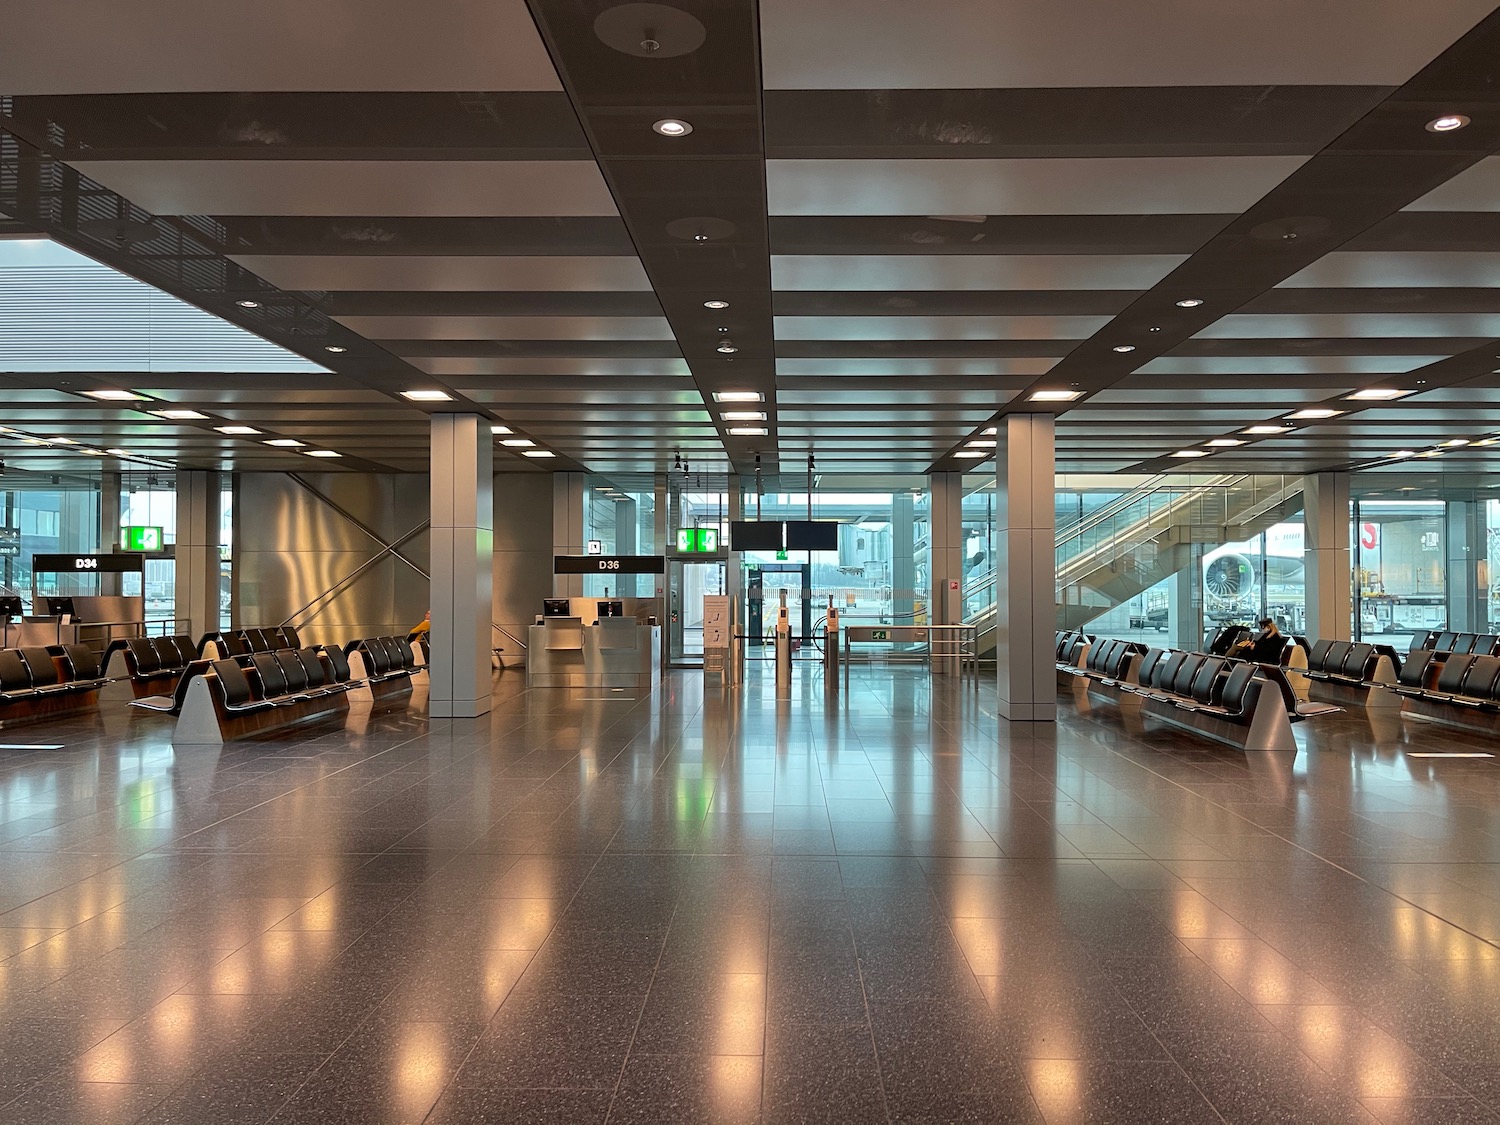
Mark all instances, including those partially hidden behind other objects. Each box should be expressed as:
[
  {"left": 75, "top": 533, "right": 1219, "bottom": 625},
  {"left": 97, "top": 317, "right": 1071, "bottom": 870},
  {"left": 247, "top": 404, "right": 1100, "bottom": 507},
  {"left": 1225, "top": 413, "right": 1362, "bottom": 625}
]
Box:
[{"left": 1230, "top": 618, "right": 1284, "bottom": 663}]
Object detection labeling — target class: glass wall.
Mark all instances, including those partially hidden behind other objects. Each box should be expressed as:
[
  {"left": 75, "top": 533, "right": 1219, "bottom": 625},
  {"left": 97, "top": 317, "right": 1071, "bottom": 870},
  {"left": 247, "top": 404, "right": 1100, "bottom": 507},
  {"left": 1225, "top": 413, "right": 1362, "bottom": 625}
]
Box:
[
  {"left": 582, "top": 478, "right": 656, "bottom": 597},
  {"left": 1354, "top": 497, "right": 1447, "bottom": 648},
  {"left": 0, "top": 477, "right": 101, "bottom": 608}
]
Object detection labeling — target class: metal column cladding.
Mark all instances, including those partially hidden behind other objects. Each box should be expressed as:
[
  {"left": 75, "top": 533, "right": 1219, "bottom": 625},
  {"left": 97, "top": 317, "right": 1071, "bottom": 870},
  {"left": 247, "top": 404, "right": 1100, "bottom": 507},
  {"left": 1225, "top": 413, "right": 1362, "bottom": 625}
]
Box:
[
  {"left": 429, "top": 414, "right": 494, "bottom": 719},
  {"left": 995, "top": 415, "right": 1057, "bottom": 723}
]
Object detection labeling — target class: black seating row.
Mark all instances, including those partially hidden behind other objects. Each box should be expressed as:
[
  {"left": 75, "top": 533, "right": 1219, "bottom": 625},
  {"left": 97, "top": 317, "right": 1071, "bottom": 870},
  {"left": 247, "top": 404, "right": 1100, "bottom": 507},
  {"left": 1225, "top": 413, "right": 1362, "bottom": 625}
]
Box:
[
  {"left": 118, "top": 635, "right": 202, "bottom": 697},
  {"left": 1054, "top": 631, "right": 1091, "bottom": 671},
  {"left": 1412, "top": 630, "right": 1499, "bottom": 658},
  {"left": 0, "top": 645, "right": 108, "bottom": 726},
  {"left": 344, "top": 636, "right": 419, "bottom": 703},
  {"left": 1121, "top": 651, "right": 1262, "bottom": 722},
  {"left": 173, "top": 646, "right": 357, "bottom": 744},
  {"left": 215, "top": 626, "right": 303, "bottom": 658},
  {"left": 1394, "top": 650, "right": 1500, "bottom": 711}
]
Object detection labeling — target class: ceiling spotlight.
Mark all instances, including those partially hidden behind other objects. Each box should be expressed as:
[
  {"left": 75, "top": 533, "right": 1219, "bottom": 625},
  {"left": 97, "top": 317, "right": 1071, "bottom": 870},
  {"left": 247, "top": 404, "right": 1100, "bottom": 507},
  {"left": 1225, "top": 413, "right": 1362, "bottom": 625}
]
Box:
[
  {"left": 265, "top": 438, "right": 304, "bottom": 448},
  {"left": 1286, "top": 408, "right": 1343, "bottom": 420},
  {"left": 491, "top": 425, "right": 512, "bottom": 434},
  {"left": 303, "top": 450, "right": 342, "bottom": 458},
  {"left": 1175, "top": 298, "right": 1204, "bottom": 308},
  {"left": 652, "top": 118, "right": 693, "bottom": 137},
  {"left": 1030, "top": 389, "right": 1082, "bottom": 402},
  {"left": 1206, "top": 438, "right": 1246, "bottom": 447},
  {"left": 1441, "top": 438, "right": 1471, "bottom": 447},
  {"left": 1111, "top": 344, "right": 1136, "bottom": 353},
  {"left": 1171, "top": 450, "right": 1209, "bottom": 458},
  {"left": 215, "top": 425, "right": 261, "bottom": 435},
  {"left": 523, "top": 450, "right": 556, "bottom": 458},
  {"left": 1348, "top": 388, "right": 1412, "bottom": 400},
  {"left": 84, "top": 389, "right": 145, "bottom": 401},
  {"left": 401, "top": 390, "right": 452, "bottom": 401},
  {"left": 721, "top": 411, "right": 766, "bottom": 421},
  {"left": 727, "top": 426, "right": 768, "bottom": 436},
  {"left": 716, "top": 339, "right": 739, "bottom": 354},
  {"left": 501, "top": 438, "right": 535, "bottom": 447},
  {"left": 1243, "top": 425, "right": 1292, "bottom": 435},
  {"left": 1426, "top": 114, "right": 1470, "bottom": 133},
  {"left": 324, "top": 345, "right": 347, "bottom": 353},
  {"left": 152, "top": 409, "right": 207, "bottom": 420},
  {"left": 236, "top": 299, "right": 261, "bottom": 309},
  {"left": 953, "top": 450, "right": 987, "bottom": 459},
  {"left": 714, "top": 391, "right": 762, "bottom": 402},
  {"left": 703, "top": 299, "right": 729, "bottom": 310}
]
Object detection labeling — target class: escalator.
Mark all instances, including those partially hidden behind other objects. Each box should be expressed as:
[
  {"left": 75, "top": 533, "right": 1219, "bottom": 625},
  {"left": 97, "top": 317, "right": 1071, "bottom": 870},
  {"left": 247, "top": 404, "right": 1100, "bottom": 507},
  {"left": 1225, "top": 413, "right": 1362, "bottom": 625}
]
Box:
[{"left": 967, "top": 474, "right": 1305, "bottom": 655}]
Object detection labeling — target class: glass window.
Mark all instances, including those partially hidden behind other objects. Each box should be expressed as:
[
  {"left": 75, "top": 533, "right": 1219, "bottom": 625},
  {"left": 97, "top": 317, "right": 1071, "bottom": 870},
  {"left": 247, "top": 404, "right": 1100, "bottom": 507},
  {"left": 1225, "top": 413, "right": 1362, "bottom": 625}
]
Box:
[{"left": 1356, "top": 499, "right": 1445, "bottom": 647}]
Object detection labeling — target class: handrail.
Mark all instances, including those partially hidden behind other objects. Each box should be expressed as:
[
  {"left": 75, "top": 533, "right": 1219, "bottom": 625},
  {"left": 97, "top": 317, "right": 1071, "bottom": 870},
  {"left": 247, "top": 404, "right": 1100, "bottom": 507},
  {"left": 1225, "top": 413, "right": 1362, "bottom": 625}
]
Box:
[
  {"left": 1055, "top": 474, "right": 1175, "bottom": 545},
  {"left": 1056, "top": 474, "right": 1238, "bottom": 555},
  {"left": 492, "top": 622, "right": 527, "bottom": 651}
]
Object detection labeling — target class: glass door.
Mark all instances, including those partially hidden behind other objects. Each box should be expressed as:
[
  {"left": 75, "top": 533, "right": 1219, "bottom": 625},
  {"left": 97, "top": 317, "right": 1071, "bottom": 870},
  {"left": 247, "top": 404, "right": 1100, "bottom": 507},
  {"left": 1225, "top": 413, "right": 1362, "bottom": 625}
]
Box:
[{"left": 668, "top": 559, "right": 726, "bottom": 666}]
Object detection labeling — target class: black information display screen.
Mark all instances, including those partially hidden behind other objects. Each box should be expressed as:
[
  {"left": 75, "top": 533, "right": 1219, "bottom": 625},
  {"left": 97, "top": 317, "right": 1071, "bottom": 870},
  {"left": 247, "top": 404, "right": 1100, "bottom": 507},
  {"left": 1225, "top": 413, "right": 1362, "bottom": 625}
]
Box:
[
  {"left": 731, "top": 521, "right": 784, "bottom": 551},
  {"left": 785, "top": 520, "right": 838, "bottom": 551},
  {"left": 32, "top": 553, "right": 145, "bottom": 574},
  {"left": 554, "top": 555, "right": 666, "bottom": 575},
  {"left": 0, "top": 596, "right": 22, "bottom": 617}
]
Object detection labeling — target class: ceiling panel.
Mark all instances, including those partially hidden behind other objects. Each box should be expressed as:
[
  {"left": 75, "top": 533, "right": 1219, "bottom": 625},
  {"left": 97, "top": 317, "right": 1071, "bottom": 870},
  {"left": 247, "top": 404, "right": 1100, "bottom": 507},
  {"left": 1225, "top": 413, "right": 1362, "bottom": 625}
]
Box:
[
  {"left": 760, "top": 0, "right": 1493, "bottom": 89},
  {"left": 70, "top": 160, "right": 619, "bottom": 217},
  {"left": 1136, "top": 355, "right": 1448, "bottom": 375},
  {"left": 772, "top": 315, "right": 1110, "bottom": 340},
  {"left": 774, "top": 359, "right": 1057, "bottom": 377},
  {"left": 332, "top": 316, "right": 676, "bottom": 341},
  {"left": 0, "top": 0, "right": 562, "bottom": 94},
  {"left": 228, "top": 255, "right": 653, "bottom": 293},
  {"left": 1195, "top": 314, "right": 1500, "bottom": 339},
  {"left": 771, "top": 255, "right": 1186, "bottom": 291},
  {"left": 767, "top": 158, "right": 1307, "bottom": 216},
  {"left": 1278, "top": 252, "right": 1500, "bottom": 288},
  {"left": 1404, "top": 156, "right": 1500, "bottom": 212}
]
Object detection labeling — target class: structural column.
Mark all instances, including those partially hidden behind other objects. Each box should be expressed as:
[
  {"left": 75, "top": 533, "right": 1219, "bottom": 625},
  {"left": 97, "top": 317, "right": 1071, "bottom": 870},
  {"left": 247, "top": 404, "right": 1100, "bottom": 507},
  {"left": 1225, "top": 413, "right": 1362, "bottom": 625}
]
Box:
[
  {"left": 552, "top": 472, "right": 586, "bottom": 596},
  {"left": 928, "top": 473, "right": 964, "bottom": 674},
  {"left": 429, "top": 415, "right": 494, "bottom": 719},
  {"left": 891, "top": 491, "right": 915, "bottom": 626},
  {"left": 99, "top": 471, "right": 122, "bottom": 595},
  {"left": 1445, "top": 499, "right": 1488, "bottom": 633},
  {"left": 995, "top": 415, "right": 1056, "bottom": 722},
  {"left": 174, "top": 471, "right": 221, "bottom": 639},
  {"left": 1303, "top": 472, "right": 1351, "bottom": 642},
  {"left": 1169, "top": 543, "right": 1205, "bottom": 651}
]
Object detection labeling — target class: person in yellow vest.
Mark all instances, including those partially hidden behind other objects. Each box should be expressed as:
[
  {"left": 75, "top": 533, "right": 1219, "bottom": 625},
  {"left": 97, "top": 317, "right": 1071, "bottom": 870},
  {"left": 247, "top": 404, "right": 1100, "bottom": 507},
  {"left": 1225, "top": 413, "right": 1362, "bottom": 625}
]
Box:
[{"left": 409, "top": 609, "right": 430, "bottom": 639}]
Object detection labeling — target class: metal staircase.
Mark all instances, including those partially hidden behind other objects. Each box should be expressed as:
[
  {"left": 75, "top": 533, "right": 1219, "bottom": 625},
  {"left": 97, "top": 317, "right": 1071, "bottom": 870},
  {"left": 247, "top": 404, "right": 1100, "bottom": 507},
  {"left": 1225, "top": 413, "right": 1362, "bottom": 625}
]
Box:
[{"left": 966, "top": 474, "right": 1305, "bottom": 653}]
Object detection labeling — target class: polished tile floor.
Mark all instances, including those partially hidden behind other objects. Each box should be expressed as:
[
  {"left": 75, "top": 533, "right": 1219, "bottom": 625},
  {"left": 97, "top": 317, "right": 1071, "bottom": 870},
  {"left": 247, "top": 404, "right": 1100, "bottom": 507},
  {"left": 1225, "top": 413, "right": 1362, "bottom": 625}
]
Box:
[{"left": 2, "top": 666, "right": 1500, "bottom": 1123}]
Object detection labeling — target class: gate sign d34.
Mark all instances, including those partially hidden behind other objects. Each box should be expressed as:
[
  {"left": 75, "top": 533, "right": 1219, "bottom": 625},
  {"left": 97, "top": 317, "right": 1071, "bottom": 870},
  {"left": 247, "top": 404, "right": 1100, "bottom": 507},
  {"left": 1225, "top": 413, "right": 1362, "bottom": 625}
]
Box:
[{"left": 122, "top": 525, "right": 164, "bottom": 552}]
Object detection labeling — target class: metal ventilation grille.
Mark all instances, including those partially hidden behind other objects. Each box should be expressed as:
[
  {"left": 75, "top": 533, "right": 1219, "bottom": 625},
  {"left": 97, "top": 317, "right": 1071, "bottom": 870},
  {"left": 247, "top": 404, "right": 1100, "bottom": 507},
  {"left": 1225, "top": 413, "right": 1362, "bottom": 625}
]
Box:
[{"left": 0, "top": 246, "right": 330, "bottom": 373}]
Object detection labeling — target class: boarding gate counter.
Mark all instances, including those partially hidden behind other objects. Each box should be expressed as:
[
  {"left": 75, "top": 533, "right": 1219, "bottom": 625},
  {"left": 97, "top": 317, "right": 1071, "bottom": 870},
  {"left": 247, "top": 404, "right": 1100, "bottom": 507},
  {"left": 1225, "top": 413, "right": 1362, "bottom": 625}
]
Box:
[{"left": 526, "top": 597, "right": 661, "bottom": 688}]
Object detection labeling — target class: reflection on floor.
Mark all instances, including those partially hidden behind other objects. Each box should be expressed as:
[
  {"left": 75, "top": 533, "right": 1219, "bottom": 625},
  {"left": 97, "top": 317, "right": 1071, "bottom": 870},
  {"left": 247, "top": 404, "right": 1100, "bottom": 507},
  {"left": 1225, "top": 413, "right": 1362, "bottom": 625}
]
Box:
[{"left": 1, "top": 666, "right": 1499, "bottom": 1123}]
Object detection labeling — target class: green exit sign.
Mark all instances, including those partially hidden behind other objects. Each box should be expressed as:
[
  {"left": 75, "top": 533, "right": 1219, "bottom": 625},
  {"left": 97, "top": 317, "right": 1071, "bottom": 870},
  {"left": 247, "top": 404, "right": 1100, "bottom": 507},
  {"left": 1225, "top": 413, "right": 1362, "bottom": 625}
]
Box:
[
  {"left": 871, "top": 629, "right": 889, "bottom": 641},
  {"left": 122, "top": 525, "right": 164, "bottom": 552},
  {"left": 675, "top": 528, "right": 720, "bottom": 553}
]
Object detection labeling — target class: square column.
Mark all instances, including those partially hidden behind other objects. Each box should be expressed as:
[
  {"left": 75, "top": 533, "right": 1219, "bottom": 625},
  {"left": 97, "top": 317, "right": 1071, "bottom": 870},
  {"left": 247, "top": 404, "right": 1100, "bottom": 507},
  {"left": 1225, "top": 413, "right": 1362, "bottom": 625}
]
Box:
[
  {"left": 174, "top": 471, "right": 221, "bottom": 639},
  {"left": 995, "top": 415, "right": 1056, "bottom": 721},
  {"left": 1445, "top": 499, "right": 1488, "bottom": 633},
  {"left": 1304, "top": 472, "right": 1351, "bottom": 642},
  {"left": 430, "top": 415, "right": 494, "bottom": 718},
  {"left": 928, "top": 473, "right": 964, "bottom": 625}
]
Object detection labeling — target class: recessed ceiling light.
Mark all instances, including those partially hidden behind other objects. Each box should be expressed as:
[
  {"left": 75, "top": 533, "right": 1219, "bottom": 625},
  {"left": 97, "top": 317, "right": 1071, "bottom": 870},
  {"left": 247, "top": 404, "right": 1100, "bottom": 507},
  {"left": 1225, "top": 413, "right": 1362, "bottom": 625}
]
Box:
[
  {"left": 80, "top": 448, "right": 105, "bottom": 456},
  {"left": 1243, "top": 425, "right": 1292, "bottom": 435},
  {"left": 49, "top": 437, "right": 77, "bottom": 444},
  {"left": 1348, "top": 388, "right": 1412, "bottom": 400},
  {"left": 1441, "top": 438, "right": 1470, "bottom": 447},
  {"left": 1175, "top": 298, "right": 1204, "bottom": 308},
  {"left": 703, "top": 300, "right": 730, "bottom": 310},
  {"left": 953, "top": 450, "right": 987, "bottom": 459},
  {"left": 1111, "top": 345, "right": 1136, "bottom": 353},
  {"left": 215, "top": 425, "right": 260, "bottom": 435},
  {"left": 1473, "top": 438, "right": 1499, "bottom": 447},
  {"left": 401, "top": 390, "right": 451, "bottom": 401},
  {"left": 722, "top": 411, "right": 766, "bottom": 421},
  {"left": 1206, "top": 438, "right": 1246, "bottom": 447},
  {"left": 84, "top": 389, "right": 145, "bottom": 401},
  {"left": 264, "top": 438, "right": 305, "bottom": 447},
  {"left": 716, "top": 340, "right": 739, "bottom": 354},
  {"left": 714, "top": 391, "right": 762, "bottom": 402},
  {"left": 728, "top": 426, "right": 768, "bottom": 436},
  {"left": 304, "top": 450, "right": 342, "bottom": 458},
  {"left": 501, "top": 438, "right": 535, "bottom": 447},
  {"left": 152, "top": 409, "right": 207, "bottom": 420},
  {"left": 967, "top": 439, "right": 997, "bottom": 448},
  {"left": 491, "top": 425, "right": 512, "bottom": 434},
  {"left": 324, "top": 345, "right": 347, "bottom": 353},
  {"left": 652, "top": 118, "right": 693, "bottom": 137},
  {"left": 1030, "top": 389, "right": 1082, "bottom": 402},
  {"left": 982, "top": 426, "right": 997, "bottom": 436},
  {"left": 1418, "top": 450, "right": 1444, "bottom": 458},
  {"left": 1286, "top": 408, "right": 1343, "bottom": 420},
  {"left": 1171, "top": 450, "right": 1210, "bottom": 458},
  {"left": 1426, "top": 114, "right": 1470, "bottom": 133},
  {"left": 105, "top": 448, "right": 130, "bottom": 457},
  {"left": 236, "top": 299, "right": 261, "bottom": 309},
  {"left": 1391, "top": 450, "right": 1417, "bottom": 458},
  {"left": 522, "top": 449, "right": 556, "bottom": 458}
]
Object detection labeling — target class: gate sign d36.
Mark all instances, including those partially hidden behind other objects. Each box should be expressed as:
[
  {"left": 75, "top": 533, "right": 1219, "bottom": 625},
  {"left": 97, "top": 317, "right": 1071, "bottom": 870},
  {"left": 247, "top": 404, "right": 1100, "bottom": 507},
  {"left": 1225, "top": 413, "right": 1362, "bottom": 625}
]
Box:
[{"left": 122, "top": 525, "right": 164, "bottom": 552}]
